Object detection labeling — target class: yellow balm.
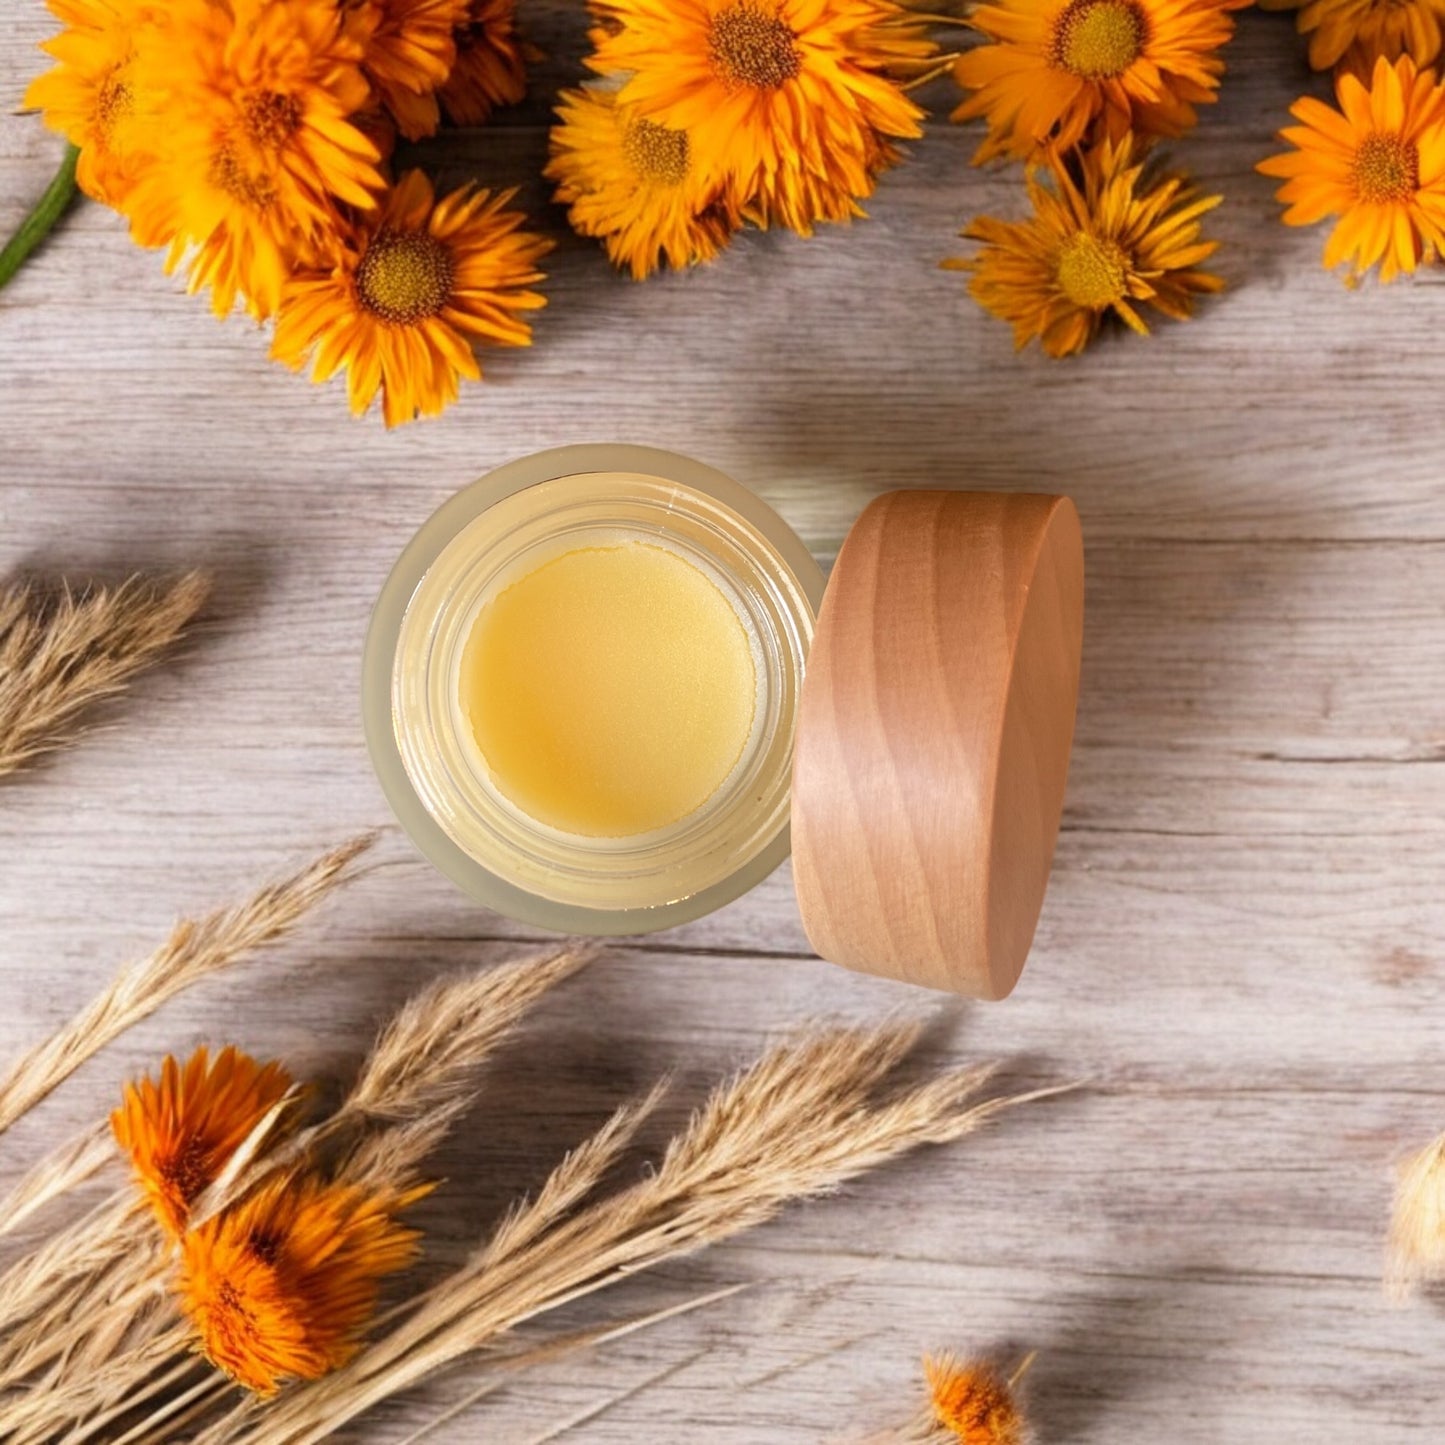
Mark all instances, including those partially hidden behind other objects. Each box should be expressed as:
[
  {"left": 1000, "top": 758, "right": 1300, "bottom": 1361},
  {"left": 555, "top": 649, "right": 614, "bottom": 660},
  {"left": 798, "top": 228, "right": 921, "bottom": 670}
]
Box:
[{"left": 459, "top": 540, "right": 757, "bottom": 837}]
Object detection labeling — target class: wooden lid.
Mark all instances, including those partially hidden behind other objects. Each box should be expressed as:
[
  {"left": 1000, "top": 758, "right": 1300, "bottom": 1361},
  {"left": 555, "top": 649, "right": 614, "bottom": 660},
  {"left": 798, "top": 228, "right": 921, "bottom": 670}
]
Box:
[{"left": 791, "top": 492, "right": 1084, "bottom": 998}]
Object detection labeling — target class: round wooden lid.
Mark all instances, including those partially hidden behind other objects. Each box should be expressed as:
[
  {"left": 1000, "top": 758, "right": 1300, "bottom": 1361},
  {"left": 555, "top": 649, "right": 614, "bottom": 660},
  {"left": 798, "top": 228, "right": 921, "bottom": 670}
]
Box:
[{"left": 791, "top": 491, "right": 1084, "bottom": 998}]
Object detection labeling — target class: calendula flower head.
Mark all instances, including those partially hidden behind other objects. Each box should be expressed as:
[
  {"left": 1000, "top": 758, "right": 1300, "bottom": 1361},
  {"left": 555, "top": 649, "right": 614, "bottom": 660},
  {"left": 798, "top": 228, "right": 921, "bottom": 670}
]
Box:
[
  {"left": 924, "top": 1353, "right": 1031, "bottom": 1445},
  {"left": 123, "top": 0, "right": 382, "bottom": 319},
  {"left": 1387, "top": 1131, "right": 1445, "bottom": 1298},
  {"left": 588, "top": 0, "right": 931, "bottom": 235},
  {"left": 111, "top": 1045, "right": 294, "bottom": 1237},
  {"left": 952, "top": 0, "right": 1247, "bottom": 163},
  {"left": 547, "top": 84, "right": 740, "bottom": 278},
  {"left": 1258, "top": 0, "right": 1445, "bottom": 76},
  {"left": 24, "top": 0, "right": 167, "bottom": 207},
  {"left": 344, "top": 0, "right": 468, "bottom": 141},
  {"left": 440, "top": 0, "right": 529, "bottom": 125},
  {"left": 271, "top": 169, "right": 551, "bottom": 426},
  {"left": 1258, "top": 54, "right": 1445, "bottom": 284},
  {"left": 947, "top": 137, "right": 1223, "bottom": 356},
  {"left": 179, "top": 1173, "right": 423, "bottom": 1394}
]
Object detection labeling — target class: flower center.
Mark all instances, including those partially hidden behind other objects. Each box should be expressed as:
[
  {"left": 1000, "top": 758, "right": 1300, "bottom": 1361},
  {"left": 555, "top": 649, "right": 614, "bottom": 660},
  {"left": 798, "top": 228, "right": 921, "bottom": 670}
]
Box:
[
  {"left": 708, "top": 4, "right": 801, "bottom": 90},
  {"left": 355, "top": 230, "right": 455, "bottom": 324},
  {"left": 1353, "top": 132, "right": 1418, "bottom": 203},
  {"left": 1055, "top": 231, "right": 1129, "bottom": 308},
  {"left": 247, "top": 1230, "right": 283, "bottom": 1265},
  {"left": 623, "top": 117, "right": 690, "bottom": 185},
  {"left": 210, "top": 143, "right": 277, "bottom": 209},
  {"left": 96, "top": 65, "right": 134, "bottom": 142},
  {"left": 243, "top": 90, "right": 302, "bottom": 150},
  {"left": 1051, "top": 0, "right": 1145, "bottom": 77},
  {"left": 158, "top": 1138, "right": 212, "bottom": 1206}
]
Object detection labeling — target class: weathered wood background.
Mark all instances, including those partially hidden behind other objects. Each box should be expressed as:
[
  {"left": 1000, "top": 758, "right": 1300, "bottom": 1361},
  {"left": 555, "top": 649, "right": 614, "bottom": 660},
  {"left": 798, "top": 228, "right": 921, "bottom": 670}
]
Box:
[{"left": 4, "top": 3, "right": 1445, "bottom": 1439}]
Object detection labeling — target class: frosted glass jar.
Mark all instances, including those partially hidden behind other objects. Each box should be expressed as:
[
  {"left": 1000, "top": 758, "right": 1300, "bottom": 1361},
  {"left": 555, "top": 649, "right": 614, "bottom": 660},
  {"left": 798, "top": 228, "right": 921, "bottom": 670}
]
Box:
[{"left": 363, "top": 444, "right": 825, "bottom": 935}]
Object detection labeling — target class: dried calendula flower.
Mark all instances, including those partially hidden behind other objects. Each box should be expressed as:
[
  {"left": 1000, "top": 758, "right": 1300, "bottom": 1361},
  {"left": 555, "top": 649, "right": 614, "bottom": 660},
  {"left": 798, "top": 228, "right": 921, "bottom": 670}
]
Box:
[
  {"left": 180, "top": 1173, "right": 426, "bottom": 1394},
  {"left": 111, "top": 1046, "right": 295, "bottom": 1236},
  {"left": 1387, "top": 1131, "right": 1445, "bottom": 1298},
  {"left": 924, "top": 1351, "right": 1034, "bottom": 1444}
]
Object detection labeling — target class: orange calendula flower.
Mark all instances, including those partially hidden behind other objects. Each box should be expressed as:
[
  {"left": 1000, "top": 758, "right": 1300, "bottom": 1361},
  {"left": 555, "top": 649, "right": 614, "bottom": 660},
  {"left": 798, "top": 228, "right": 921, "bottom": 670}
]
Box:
[
  {"left": 924, "top": 1353, "right": 1031, "bottom": 1444},
  {"left": 440, "top": 0, "right": 529, "bottom": 125},
  {"left": 111, "top": 1046, "right": 294, "bottom": 1237},
  {"left": 123, "top": 0, "right": 382, "bottom": 319},
  {"left": 345, "top": 0, "right": 469, "bottom": 140},
  {"left": 1258, "top": 54, "right": 1445, "bottom": 283},
  {"left": 1258, "top": 0, "right": 1445, "bottom": 76},
  {"left": 547, "top": 85, "right": 739, "bottom": 278},
  {"left": 948, "top": 138, "right": 1223, "bottom": 356},
  {"left": 272, "top": 169, "right": 551, "bottom": 426},
  {"left": 24, "top": 0, "right": 165, "bottom": 207},
  {"left": 589, "top": 0, "right": 931, "bottom": 234},
  {"left": 180, "top": 1174, "right": 422, "bottom": 1394},
  {"left": 953, "top": 0, "right": 1247, "bottom": 163}
]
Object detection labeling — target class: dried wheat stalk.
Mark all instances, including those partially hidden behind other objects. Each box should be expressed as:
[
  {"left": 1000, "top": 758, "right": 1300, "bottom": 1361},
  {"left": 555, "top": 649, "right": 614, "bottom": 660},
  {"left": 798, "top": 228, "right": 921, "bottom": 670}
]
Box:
[
  {"left": 190, "top": 1022, "right": 1073, "bottom": 1445},
  {"left": 0, "top": 1192, "right": 142, "bottom": 1342},
  {"left": 1387, "top": 1130, "right": 1445, "bottom": 1298},
  {"left": 6, "top": 944, "right": 599, "bottom": 1442},
  {"left": 191, "top": 943, "right": 599, "bottom": 1224},
  {"left": 0, "top": 835, "right": 375, "bottom": 1405},
  {"left": 0, "top": 1218, "right": 162, "bottom": 1389},
  {"left": 0, "top": 1120, "right": 113, "bottom": 1241},
  {"left": 0, "top": 833, "right": 374, "bottom": 1137},
  {"left": 0, "top": 571, "right": 209, "bottom": 779}
]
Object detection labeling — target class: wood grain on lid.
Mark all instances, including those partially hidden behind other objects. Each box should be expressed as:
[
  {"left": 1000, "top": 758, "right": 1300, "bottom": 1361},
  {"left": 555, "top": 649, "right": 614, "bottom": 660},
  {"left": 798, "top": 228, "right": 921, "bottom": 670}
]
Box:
[{"left": 791, "top": 491, "right": 1084, "bottom": 996}]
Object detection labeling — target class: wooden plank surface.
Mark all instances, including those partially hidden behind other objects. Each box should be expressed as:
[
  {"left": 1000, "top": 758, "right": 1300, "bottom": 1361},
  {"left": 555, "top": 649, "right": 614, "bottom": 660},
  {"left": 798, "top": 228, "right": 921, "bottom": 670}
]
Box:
[{"left": 4, "top": 3, "right": 1445, "bottom": 1440}]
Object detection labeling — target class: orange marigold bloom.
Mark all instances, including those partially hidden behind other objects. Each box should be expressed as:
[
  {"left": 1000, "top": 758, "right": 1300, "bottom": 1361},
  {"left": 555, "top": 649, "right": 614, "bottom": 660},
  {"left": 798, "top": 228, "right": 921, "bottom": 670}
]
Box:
[
  {"left": 948, "top": 138, "right": 1223, "bottom": 356},
  {"left": 272, "top": 169, "right": 550, "bottom": 426},
  {"left": 111, "top": 1046, "right": 293, "bottom": 1237},
  {"left": 24, "top": 0, "right": 166, "bottom": 207},
  {"left": 123, "top": 0, "right": 382, "bottom": 319},
  {"left": 924, "top": 1354, "right": 1030, "bottom": 1444},
  {"left": 345, "top": 0, "right": 469, "bottom": 140},
  {"left": 1258, "top": 0, "right": 1445, "bottom": 77},
  {"left": 547, "top": 84, "right": 740, "bottom": 278},
  {"left": 440, "top": 0, "right": 529, "bottom": 125},
  {"left": 179, "top": 1174, "right": 422, "bottom": 1394},
  {"left": 953, "top": 0, "right": 1247, "bottom": 163},
  {"left": 1258, "top": 54, "right": 1445, "bottom": 283},
  {"left": 589, "top": 0, "right": 931, "bottom": 234}
]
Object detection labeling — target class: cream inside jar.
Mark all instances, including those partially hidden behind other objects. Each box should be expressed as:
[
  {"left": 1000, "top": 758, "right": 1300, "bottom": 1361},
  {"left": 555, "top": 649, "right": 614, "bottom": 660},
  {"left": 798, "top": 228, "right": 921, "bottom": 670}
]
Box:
[
  {"left": 457, "top": 538, "right": 762, "bottom": 839},
  {"left": 366, "top": 447, "right": 825, "bottom": 935}
]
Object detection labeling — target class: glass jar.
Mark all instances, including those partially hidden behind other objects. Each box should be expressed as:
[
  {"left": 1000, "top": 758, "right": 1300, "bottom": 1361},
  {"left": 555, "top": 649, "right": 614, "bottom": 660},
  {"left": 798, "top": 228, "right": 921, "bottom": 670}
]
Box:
[{"left": 363, "top": 444, "right": 825, "bottom": 935}]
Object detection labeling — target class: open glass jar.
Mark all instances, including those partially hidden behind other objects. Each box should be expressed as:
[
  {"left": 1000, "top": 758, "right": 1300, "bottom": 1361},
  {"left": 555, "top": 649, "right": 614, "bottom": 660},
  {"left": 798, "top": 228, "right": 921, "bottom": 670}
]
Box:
[
  {"left": 364, "top": 445, "right": 825, "bottom": 936},
  {"left": 365, "top": 444, "right": 1084, "bottom": 997}
]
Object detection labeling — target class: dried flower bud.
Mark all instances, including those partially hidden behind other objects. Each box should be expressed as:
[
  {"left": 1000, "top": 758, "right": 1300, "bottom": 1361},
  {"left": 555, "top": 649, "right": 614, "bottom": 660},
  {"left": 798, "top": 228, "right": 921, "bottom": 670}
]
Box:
[{"left": 923, "top": 1352, "right": 1031, "bottom": 1445}]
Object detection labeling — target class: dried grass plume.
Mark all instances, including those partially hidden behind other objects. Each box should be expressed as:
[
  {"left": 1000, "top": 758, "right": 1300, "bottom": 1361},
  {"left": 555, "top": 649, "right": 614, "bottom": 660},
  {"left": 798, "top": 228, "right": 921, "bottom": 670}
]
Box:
[
  {"left": 0, "top": 570, "right": 209, "bottom": 779},
  {"left": 187, "top": 1023, "right": 1073, "bottom": 1445},
  {"left": 0, "top": 833, "right": 373, "bottom": 1136},
  {"left": 1388, "top": 1130, "right": 1445, "bottom": 1298}
]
